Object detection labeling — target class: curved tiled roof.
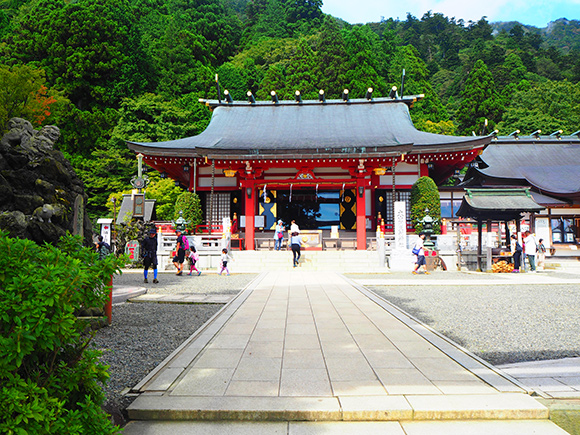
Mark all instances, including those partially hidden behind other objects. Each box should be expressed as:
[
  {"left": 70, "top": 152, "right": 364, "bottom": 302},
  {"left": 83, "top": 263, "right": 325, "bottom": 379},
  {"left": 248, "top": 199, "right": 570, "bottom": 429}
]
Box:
[
  {"left": 475, "top": 141, "right": 580, "bottom": 195},
  {"left": 457, "top": 188, "right": 544, "bottom": 221},
  {"left": 127, "top": 98, "right": 489, "bottom": 158}
]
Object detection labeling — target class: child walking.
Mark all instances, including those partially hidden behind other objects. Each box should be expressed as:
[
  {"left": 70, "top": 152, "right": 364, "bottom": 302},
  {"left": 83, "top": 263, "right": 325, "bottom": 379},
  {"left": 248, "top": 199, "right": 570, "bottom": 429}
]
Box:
[
  {"left": 219, "top": 248, "right": 231, "bottom": 275},
  {"left": 187, "top": 246, "right": 201, "bottom": 276}
]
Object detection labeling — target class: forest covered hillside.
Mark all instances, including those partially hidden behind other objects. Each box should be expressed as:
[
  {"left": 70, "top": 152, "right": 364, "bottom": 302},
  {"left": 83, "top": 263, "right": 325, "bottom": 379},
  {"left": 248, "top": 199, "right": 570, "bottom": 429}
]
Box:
[
  {"left": 1, "top": 0, "right": 579, "bottom": 220},
  {"left": 492, "top": 18, "right": 580, "bottom": 53}
]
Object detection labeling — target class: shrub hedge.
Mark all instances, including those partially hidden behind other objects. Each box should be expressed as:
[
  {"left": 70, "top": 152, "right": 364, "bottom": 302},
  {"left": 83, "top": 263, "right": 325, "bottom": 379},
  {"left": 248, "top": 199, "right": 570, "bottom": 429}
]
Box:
[
  {"left": 0, "top": 231, "right": 123, "bottom": 434},
  {"left": 410, "top": 176, "right": 442, "bottom": 234}
]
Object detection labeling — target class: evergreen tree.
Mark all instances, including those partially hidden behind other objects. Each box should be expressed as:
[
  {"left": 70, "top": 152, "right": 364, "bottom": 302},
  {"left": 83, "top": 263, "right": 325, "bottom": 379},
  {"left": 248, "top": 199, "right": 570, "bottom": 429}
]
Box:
[
  {"left": 285, "top": 0, "right": 323, "bottom": 35},
  {"left": 456, "top": 59, "right": 503, "bottom": 135},
  {"left": 313, "top": 17, "right": 348, "bottom": 98},
  {"left": 153, "top": 18, "right": 215, "bottom": 98},
  {"left": 250, "top": 0, "right": 289, "bottom": 40},
  {"left": 499, "top": 79, "right": 580, "bottom": 135},
  {"left": 410, "top": 176, "right": 441, "bottom": 234},
  {"left": 174, "top": 192, "right": 203, "bottom": 233},
  {"left": 389, "top": 45, "right": 448, "bottom": 125},
  {"left": 343, "top": 25, "right": 385, "bottom": 98},
  {"left": 283, "top": 38, "right": 319, "bottom": 99},
  {"left": 217, "top": 63, "right": 249, "bottom": 101},
  {"left": 167, "top": 0, "right": 242, "bottom": 66},
  {"left": 257, "top": 63, "right": 287, "bottom": 99}
]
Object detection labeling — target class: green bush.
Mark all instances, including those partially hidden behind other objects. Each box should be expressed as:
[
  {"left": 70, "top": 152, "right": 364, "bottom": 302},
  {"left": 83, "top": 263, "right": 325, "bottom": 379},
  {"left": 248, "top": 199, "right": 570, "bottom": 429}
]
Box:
[
  {"left": 174, "top": 192, "right": 203, "bottom": 233},
  {"left": 410, "top": 176, "right": 441, "bottom": 234},
  {"left": 0, "top": 231, "right": 123, "bottom": 434}
]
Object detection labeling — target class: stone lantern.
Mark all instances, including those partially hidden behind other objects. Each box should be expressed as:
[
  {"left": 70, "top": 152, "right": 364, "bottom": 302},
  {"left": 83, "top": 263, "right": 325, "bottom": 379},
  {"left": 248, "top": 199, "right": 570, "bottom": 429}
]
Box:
[
  {"left": 173, "top": 210, "right": 188, "bottom": 233},
  {"left": 421, "top": 208, "right": 437, "bottom": 249}
]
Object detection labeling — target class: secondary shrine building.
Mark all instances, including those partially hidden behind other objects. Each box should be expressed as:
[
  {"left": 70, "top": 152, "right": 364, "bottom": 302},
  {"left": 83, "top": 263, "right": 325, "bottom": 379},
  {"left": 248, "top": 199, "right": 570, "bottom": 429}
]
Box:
[{"left": 127, "top": 93, "right": 490, "bottom": 250}]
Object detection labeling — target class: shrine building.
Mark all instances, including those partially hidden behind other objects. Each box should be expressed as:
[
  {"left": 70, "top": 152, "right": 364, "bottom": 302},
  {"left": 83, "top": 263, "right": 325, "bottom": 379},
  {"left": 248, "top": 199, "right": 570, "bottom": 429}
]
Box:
[{"left": 126, "top": 92, "right": 491, "bottom": 250}]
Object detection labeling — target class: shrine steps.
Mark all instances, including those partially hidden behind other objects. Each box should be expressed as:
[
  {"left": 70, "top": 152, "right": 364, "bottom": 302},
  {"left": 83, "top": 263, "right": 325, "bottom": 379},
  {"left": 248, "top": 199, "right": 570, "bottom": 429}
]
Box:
[{"left": 220, "top": 250, "right": 389, "bottom": 273}]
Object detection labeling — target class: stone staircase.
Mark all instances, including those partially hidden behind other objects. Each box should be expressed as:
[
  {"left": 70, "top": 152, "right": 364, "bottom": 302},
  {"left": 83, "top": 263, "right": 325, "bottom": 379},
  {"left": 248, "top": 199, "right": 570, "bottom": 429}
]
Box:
[{"left": 226, "top": 250, "right": 389, "bottom": 273}]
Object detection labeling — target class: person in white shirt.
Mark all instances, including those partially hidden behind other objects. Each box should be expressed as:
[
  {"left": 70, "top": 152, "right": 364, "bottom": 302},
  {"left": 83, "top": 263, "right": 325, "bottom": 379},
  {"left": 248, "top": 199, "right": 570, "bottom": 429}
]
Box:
[
  {"left": 290, "top": 220, "right": 299, "bottom": 235},
  {"left": 219, "top": 248, "right": 232, "bottom": 275},
  {"left": 523, "top": 231, "right": 537, "bottom": 272}
]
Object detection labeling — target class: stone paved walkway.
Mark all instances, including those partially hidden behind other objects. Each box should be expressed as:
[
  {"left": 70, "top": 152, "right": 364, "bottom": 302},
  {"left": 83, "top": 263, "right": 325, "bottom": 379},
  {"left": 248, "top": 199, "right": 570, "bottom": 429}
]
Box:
[{"left": 124, "top": 271, "right": 567, "bottom": 434}]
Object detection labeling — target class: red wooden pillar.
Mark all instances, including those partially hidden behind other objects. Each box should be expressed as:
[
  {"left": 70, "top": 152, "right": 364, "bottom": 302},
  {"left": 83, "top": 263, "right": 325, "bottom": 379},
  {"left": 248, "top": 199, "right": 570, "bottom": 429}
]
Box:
[
  {"left": 356, "top": 178, "right": 366, "bottom": 250},
  {"left": 244, "top": 182, "right": 255, "bottom": 250}
]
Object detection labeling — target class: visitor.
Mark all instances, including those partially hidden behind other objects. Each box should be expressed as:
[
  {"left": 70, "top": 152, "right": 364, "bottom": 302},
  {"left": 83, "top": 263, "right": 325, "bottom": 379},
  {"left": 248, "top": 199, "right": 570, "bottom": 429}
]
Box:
[
  {"left": 219, "top": 248, "right": 231, "bottom": 275},
  {"left": 142, "top": 228, "right": 159, "bottom": 284},
  {"left": 172, "top": 229, "right": 186, "bottom": 276},
  {"left": 274, "top": 219, "right": 284, "bottom": 251},
  {"left": 290, "top": 220, "right": 301, "bottom": 267},
  {"left": 523, "top": 230, "right": 537, "bottom": 272},
  {"left": 187, "top": 245, "right": 201, "bottom": 276},
  {"left": 537, "top": 238, "right": 547, "bottom": 270},
  {"left": 412, "top": 232, "right": 429, "bottom": 275},
  {"left": 511, "top": 234, "right": 522, "bottom": 273},
  {"left": 290, "top": 219, "right": 300, "bottom": 235},
  {"left": 95, "top": 235, "right": 111, "bottom": 260}
]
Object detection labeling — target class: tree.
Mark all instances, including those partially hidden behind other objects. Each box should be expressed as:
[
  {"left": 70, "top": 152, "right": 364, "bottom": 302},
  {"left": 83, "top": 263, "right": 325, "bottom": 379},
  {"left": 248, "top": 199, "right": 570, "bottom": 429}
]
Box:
[
  {"left": 167, "top": 0, "right": 242, "bottom": 66},
  {"left": 410, "top": 176, "right": 441, "bottom": 234},
  {"left": 494, "top": 52, "right": 527, "bottom": 89},
  {"left": 111, "top": 93, "right": 211, "bottom": 145},
  {"left": 174, "top": 192, "right": 203, "bottom": 233},
  {"left": 498, "top": 79, "right": 580, "bottom": 135},
  {"left": 0, "top": 64, "right": 65, "bottom": 133},
  {"left": 77, "top": 92, "right": 210, "bottom": 218},
  {"left": 3, "top": 0, "right": 152, "bottom": 110},
  {"left": 143, "top": 176, "right": 183, "bottom": 221},
  {"left": 343, "top": 25, "right": 386, "bottom": 97},
  {"left": 218, "top": 62, "right": 252, "bottom": 101},
  {"left": 389, "top": 45, "right": 448, "bottom": 124},
  {"left": 456, "top": 59, "right": 504, "bottom": 135},
  {"left": 247, "top": 0, "right": 289, "bottom": 41},
  {"left": 282, "top": 38, "right": 319, "bottom": 99},
  {"left": 54, "top": 105, "right": 119, "bottom": 157},
  {"left": 312, "top": 17, "right": 348, "bottom": 98},
  {"left": 152, "top": 19, "right": 215, "bottom": 98},
  {"left": 285, "top": 0, "right": 323, "bottom": 35},
  {"left": 257, "top": 63, "right": 287, "bottom": 100}
]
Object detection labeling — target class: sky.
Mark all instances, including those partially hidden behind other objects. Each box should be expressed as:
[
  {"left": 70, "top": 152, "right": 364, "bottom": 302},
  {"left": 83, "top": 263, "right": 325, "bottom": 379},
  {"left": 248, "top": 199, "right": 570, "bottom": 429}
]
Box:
[{"left": 321, "top": 0, "right": 580, "bottom": 28}]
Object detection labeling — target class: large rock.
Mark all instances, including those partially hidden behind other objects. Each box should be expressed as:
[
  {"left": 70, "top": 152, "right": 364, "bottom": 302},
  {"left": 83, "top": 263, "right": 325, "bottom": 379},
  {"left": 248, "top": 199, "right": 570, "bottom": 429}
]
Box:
[{"left": 0, "top": 118, "right": 93, "bottom": 246}]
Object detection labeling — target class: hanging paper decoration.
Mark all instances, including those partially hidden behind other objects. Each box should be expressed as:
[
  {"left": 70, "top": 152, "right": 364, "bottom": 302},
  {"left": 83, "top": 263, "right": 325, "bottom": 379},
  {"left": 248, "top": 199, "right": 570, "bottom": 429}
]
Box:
[
  {"left": 290, "top": 184, "right": 293, "bottom": 202},
  {"left": 341, "top": 183, "right": 345, "bottom": 202},
  {"left": 316, "top": 184, "right": 319, "bottom": 201},
  {"left": 263, "top": 184, "right": 267, "bottom": 202}
]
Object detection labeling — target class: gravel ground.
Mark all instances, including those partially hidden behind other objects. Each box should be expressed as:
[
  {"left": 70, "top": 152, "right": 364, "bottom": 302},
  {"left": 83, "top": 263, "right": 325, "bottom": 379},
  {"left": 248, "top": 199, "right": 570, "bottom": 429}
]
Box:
[
  {"left": 359, "top": 277, "right": 580, "bottom": 366},
  {"left": 91, "top": 272, "right": 258, "bottom": 422},
  {"left": 113, "top": 270, "right": 258, "bottom": 296}
]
